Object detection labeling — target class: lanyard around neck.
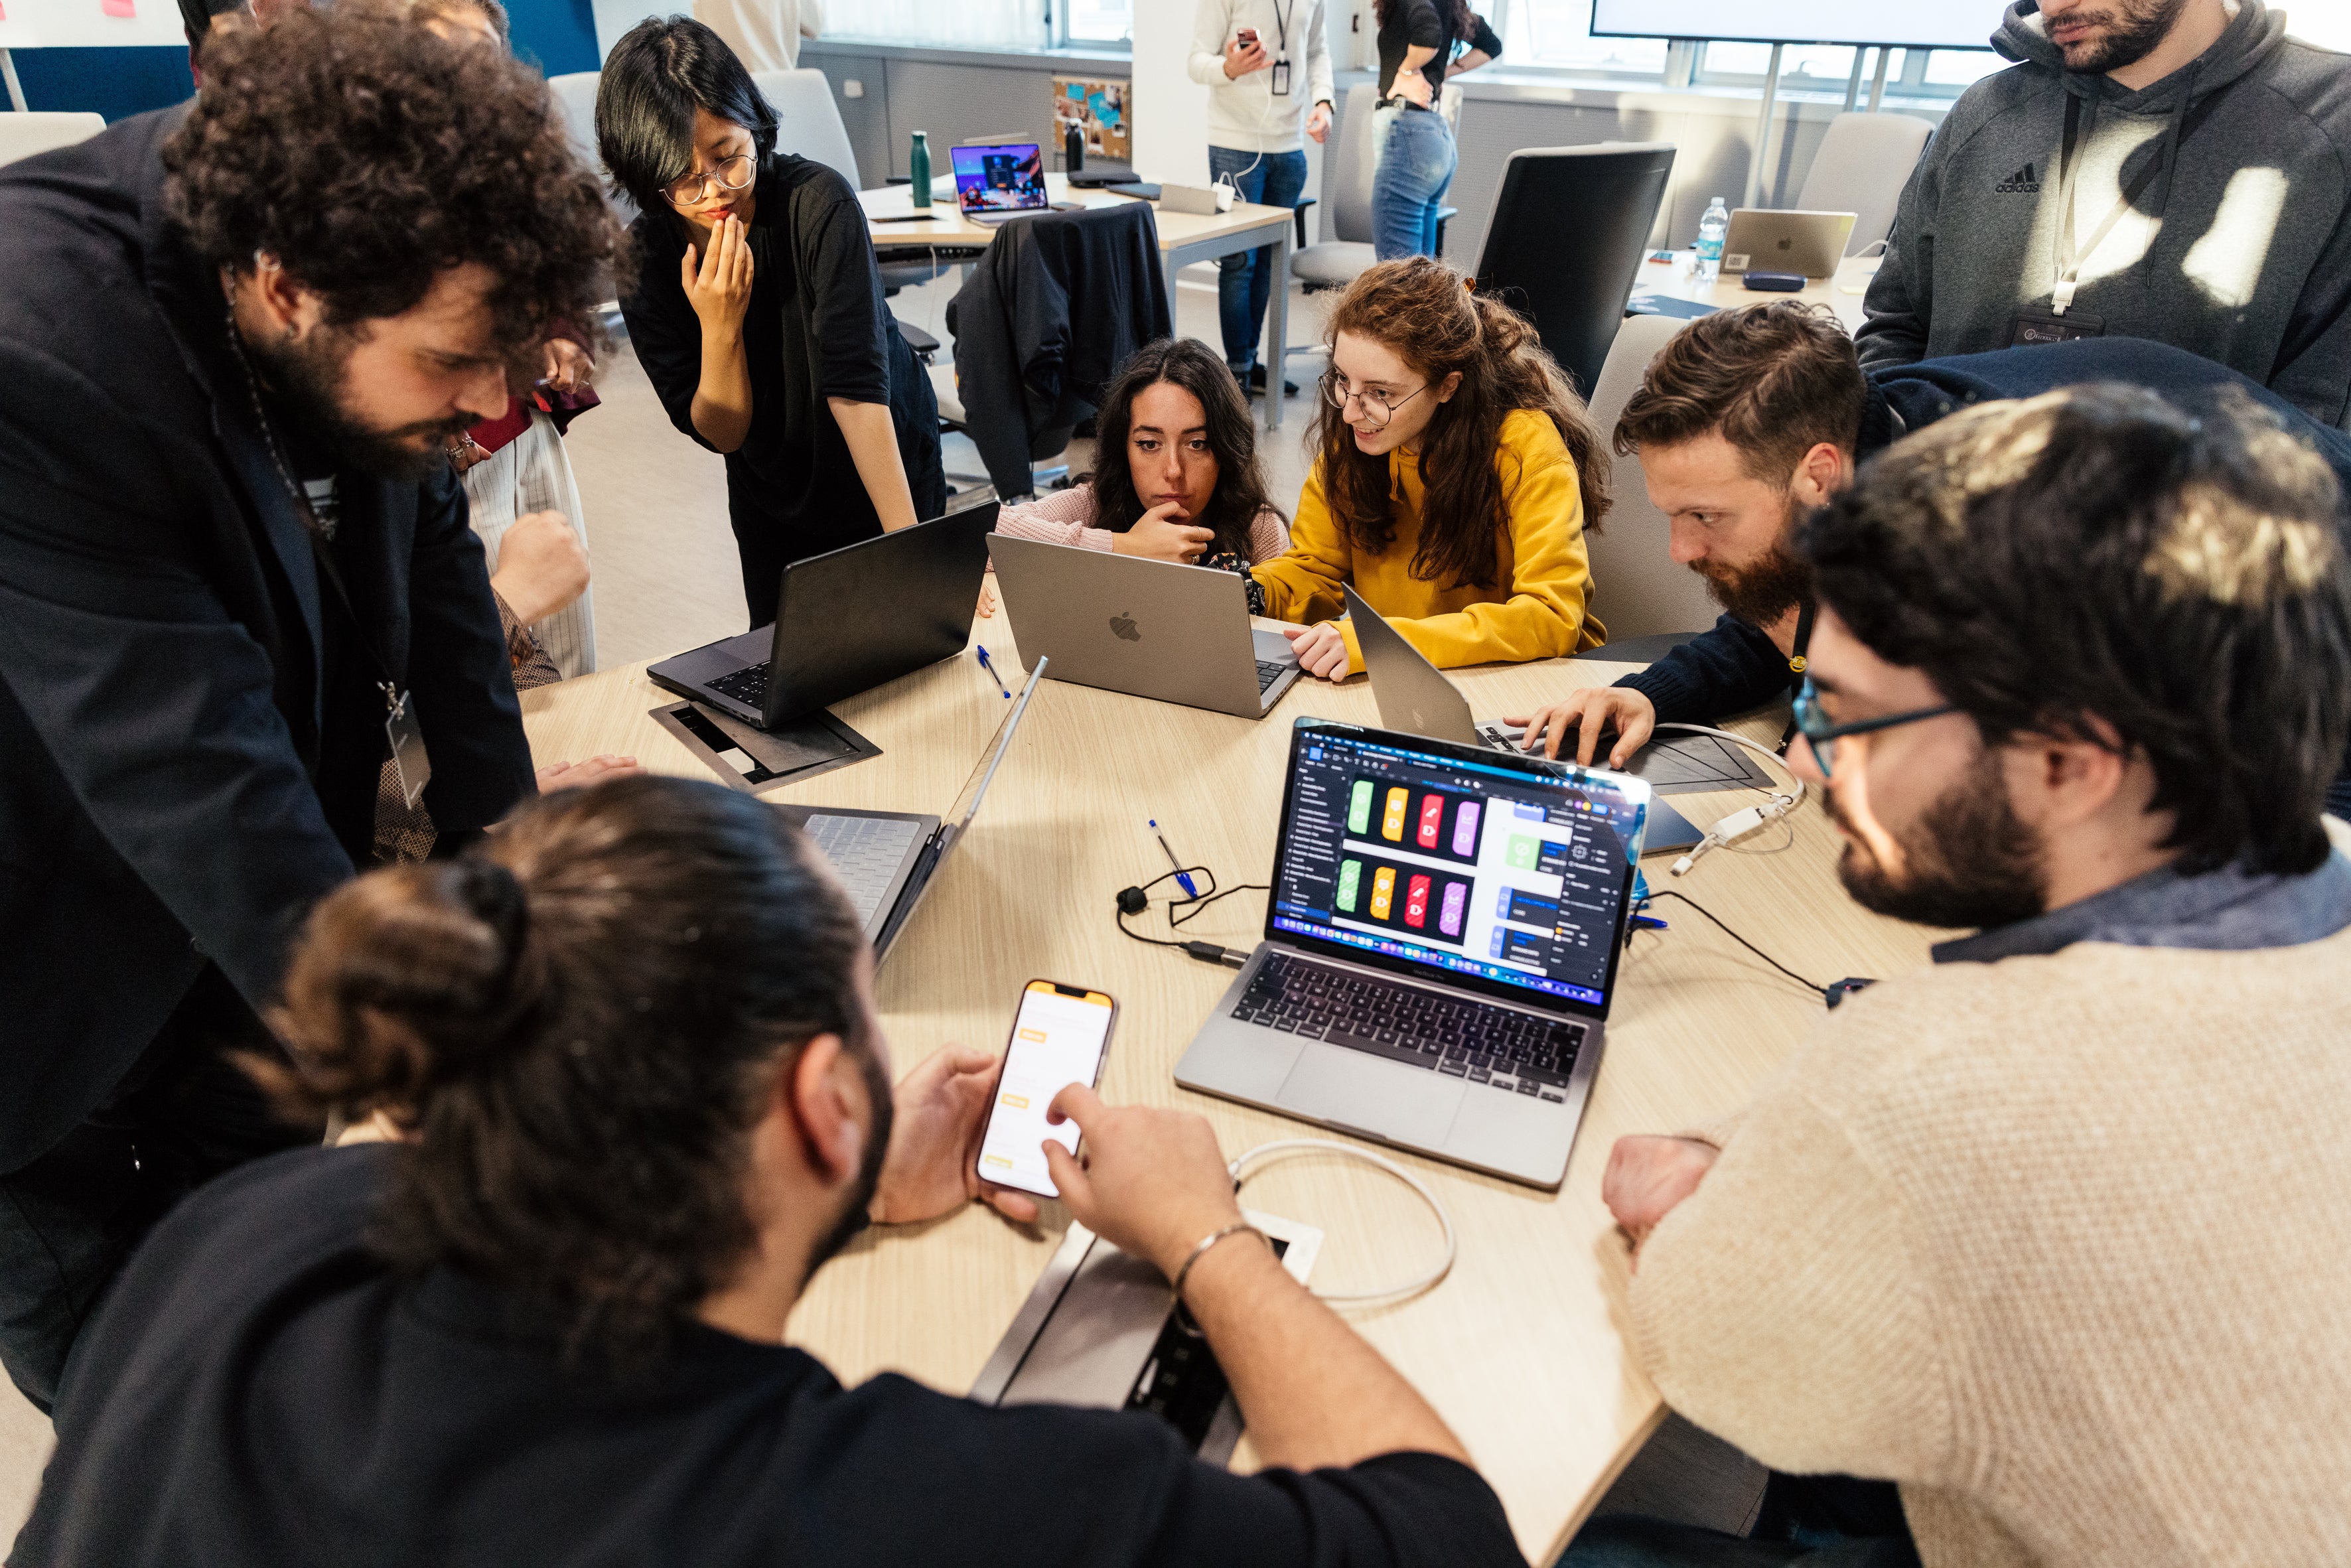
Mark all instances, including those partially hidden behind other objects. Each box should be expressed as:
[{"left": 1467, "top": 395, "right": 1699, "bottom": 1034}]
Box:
[{"left": 2052, "top": 80, "right": 2229, "bottom": 315}]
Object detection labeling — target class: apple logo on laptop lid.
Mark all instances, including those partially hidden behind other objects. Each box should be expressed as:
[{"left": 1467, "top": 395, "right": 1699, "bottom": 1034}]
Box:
[{"left": 1109, "top": 610, "right": 1141, "bottom": 643}]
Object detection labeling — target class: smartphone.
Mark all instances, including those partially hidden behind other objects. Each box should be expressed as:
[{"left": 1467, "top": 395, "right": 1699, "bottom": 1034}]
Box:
[
  {"left": 975, "top": 980, "right": 1118, "bottom": 1199},
  {"left": 1236, "top": 25, "right": 1259, "bottom": 45}
]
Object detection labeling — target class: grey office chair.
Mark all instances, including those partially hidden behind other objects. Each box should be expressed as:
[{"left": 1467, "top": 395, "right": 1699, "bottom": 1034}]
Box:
[
  {"left": 750, "top": 68, "right": 861, "bottom": 187},
  {"left": 1795, "top": 112, "right": 1934, "bottom": 256},
  {"left": 1472, "top": 142, "right": 1675, "bottom": 399},
  {"left": 1577, "top": 314, "right": 1721, "bottom": 642},
  {"left": 0, "top": 111, "right": 103, "bottom": 169}
]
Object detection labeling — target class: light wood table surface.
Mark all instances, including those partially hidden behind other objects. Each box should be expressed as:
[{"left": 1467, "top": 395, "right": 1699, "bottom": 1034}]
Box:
[
  {"left": 521, "top": 618, "right": 1937, "bottom": 1563},
  {"left": 860, "top": 173, "right": 1299, "bottom": 428},
  {"left": 1628, "top": 252, "right": 1882, "bottom": 333}
]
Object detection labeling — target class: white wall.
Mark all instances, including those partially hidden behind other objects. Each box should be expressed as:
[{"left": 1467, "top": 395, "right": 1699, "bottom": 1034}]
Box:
[{"left": 1131, "top": 0, "right": 1212, "bottom": 187}]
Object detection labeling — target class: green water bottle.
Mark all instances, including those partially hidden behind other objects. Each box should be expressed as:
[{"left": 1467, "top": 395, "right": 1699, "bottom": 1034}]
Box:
[{"left": 909, "top": 130, "right": 932, "bottom": 210}]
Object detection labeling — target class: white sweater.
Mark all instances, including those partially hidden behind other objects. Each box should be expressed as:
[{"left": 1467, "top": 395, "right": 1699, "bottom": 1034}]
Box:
[{"left": 1186, "top": 0, "right": 1336, "bottom": 155}]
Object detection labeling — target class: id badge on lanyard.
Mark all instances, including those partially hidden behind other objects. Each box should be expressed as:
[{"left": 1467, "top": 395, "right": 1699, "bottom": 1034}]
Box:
[
  {"left": 1267, "top": 0, "right": 1292, "bottom": 94},
  {"left": 384, "top": 683, "right": 433, "bottom": 808}
]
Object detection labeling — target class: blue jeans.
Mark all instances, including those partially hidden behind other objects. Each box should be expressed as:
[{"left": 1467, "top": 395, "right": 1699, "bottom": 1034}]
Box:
[
  {"left": 1207, "top": 145, "right": 1309, "bottom": 374},
  {"left": 1371, "top": 103, "right": 1457, "bottom": 261},
  {"left": 1560, "top": 1477, "right": 1920, "bottom": 1568}
]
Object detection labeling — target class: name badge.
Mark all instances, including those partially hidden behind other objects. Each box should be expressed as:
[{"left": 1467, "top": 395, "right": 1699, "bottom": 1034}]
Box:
[
  {"left": 2008, "top": 309, "right": 2105, "bottom": 348},
  {"left": 1269, "top": 58, "right": 1291, "bottom": 96},
  {"left": 385, "top": 686, "right": 433, "bottom": 809}
]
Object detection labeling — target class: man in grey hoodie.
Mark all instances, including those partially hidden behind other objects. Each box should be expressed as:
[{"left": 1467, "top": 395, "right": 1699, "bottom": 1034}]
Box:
[{"left": 1857, "top": 0, "right": 2351, "bottom": 429}]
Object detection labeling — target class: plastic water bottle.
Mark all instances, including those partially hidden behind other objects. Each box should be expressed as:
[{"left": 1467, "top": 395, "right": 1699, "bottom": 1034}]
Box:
[
  {"left": 910, "top": 130, "right": 932, "bottom": 210},
  {"left": 1695, "top": 196, "right": 1729, "bottom": 287}
]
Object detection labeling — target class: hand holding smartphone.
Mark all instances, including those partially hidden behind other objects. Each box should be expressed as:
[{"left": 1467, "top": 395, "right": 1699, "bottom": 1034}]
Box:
[{"left": 974, "top": 981, "right": 1117, "bottom": 1199}]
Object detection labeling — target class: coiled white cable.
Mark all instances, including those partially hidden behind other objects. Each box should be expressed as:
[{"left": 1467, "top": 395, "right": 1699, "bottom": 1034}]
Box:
[
  {"left": 1228, "top": 1138, "right": 1457, "bottom": 1306},
  {"left": 1646, "top": 723, "right": 1808, "bottom": 878}
]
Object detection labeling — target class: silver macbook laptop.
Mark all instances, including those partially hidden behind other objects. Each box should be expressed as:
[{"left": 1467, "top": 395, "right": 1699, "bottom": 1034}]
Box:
[
  {"left": 988, "top": 533, "right": 1302, "bottom": 718},
  {"left": 776, "top": 660, "right": 1044, "bottom": 962},
  {"left": 1722, "top": 208, "right": 1858, "bottom": 278},
  {"left": 953, "top": 141, "right": 1050, "bottom": 226},
  {"left": 1342, "top": 586, "right": 1761, "bottom": 851},
  {"left": 1174, "top": 718, "right": 1651, "bottom": 1189}
]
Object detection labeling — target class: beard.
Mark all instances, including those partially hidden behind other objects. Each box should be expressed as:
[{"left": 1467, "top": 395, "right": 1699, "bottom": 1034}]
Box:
[
  {"left": 1691, "top": 497, "right": 1814, "bottom": 626},
  {"left": 249, "top": 322, "right": 481, "bottom": 484},
  {"left": 802, "top": 1036, "right": 896, "bottom": 1286},
  {"left": 2050, "top": 0, "right": 2190, "bottom": 73},
  {"left": 1825, "top": 743, "right": 2050, "bottom": 931}
]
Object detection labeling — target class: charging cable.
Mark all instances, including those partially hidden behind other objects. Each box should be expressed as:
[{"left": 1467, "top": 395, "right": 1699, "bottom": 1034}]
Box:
[
  {"left": 1646, "top": 723, "right": 1807, "bottom": 879},
  {"left": 1115, "top": 867, "right": 1267, "bottom": 967},
  {"left": 1228, "top": 1138, "right": 1457, "bottom": 1305}
]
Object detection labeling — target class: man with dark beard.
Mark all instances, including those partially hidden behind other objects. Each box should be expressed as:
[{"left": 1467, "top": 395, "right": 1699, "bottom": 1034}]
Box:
[
  {"left": 0, "top": 3, "right": 620, "bottom": 1409},
  {"left": 1565, "top": 386, "right": 2351, "bottom": 1567},
  {"left": 1507, "top": 301, "right": 2351, "bottom": 818}
]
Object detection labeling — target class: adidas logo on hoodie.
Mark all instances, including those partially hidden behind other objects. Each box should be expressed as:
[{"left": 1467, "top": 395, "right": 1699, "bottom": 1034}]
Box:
[{"left": 1995, "top": 163, "right": 2042, "bottom": 194}]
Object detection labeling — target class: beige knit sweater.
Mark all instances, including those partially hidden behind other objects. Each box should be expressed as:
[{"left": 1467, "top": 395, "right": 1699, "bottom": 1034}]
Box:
[{"left": 1630, "top": 923, "right": 2351, "bottom": 1567}]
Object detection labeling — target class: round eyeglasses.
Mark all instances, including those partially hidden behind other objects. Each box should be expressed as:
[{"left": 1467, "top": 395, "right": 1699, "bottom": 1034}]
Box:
[
  {"left": 1321, "top": 369, "right": 1428, "bottom": 428},
  {"left": 664, "top": 153, "right": 756, "bottom": 210},
  {"left": 1791, "top": 677, "right": 1957, "bottom": 778}
]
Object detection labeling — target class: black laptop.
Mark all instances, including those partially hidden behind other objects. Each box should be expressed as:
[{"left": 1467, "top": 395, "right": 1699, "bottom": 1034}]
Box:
[{"left": 650, "top": 504, "right": 997, "bottom": 729}]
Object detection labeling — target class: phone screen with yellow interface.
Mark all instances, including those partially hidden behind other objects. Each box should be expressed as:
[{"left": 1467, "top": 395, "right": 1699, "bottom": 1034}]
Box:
[{"left": 975, "top": 981, "right": 1116, "bottom": 1199}]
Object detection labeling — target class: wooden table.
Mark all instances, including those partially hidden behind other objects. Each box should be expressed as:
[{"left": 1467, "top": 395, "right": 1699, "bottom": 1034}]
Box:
[
  {"left": 860, "top": 173, "right": 1300, "bottom": 429},
  {"left": 1628, "top": 251, "right": 1883, "bottom": 334},
  {"left": 521, "top": 622, "right": 1936, "bottom": 1563}
]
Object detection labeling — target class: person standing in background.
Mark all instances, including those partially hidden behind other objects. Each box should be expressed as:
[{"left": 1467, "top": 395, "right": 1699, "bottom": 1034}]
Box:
[
  {"left": 695, "top": 0, "right": 821, "bottom": 73},
  {"left": 1369, "top": 0, "right": 1498, "bottom": 261},
  {"left": 1188, "top": 0, "right": 1334, "bottom": 399}
]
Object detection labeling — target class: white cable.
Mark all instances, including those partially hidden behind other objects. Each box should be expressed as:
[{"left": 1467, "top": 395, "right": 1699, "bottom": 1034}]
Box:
[
  {"left": 1646, "top": 723, "right": 1808, "bottom": 879},
  {"left": 1227, "top": 1137, "right": 1457, "bottom": 1306}
]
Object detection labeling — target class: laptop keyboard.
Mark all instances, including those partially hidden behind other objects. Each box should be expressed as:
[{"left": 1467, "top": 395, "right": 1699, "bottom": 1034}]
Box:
[
  {"left": 804, "top": 814, "right": 921, "bottom": 925},
  {"left": 705, "top": 661, "right": 770, "bottom": 708},
  {"left": 1257, "top": 660, "right": 1289, "bottom": 693},
  {"left": 1231, "top": 953, "right": 1583, "bottom": 1100}
]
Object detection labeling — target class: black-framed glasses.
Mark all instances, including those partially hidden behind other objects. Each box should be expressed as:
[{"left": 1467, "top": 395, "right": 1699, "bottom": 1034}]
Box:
[
  {"left": 663, "top": 153, "right": 755, "bottom": 210},
  {"left": 1792, "top": 677, "right": 1957, "bottom": 778},
  {"left": 1320, "top": 368, "right": 1427, "bottom": 428}
]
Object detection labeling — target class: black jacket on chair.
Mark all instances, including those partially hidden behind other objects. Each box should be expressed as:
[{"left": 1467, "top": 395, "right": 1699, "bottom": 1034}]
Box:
[
  {"left": 947, "top": 202, "right": 1173, "bottom": 496},
  {"left": 0, "top": 110, "right": 535, "bottom": 1171}
]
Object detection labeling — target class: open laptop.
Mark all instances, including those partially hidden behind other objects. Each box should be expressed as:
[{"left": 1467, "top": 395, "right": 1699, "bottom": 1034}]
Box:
[
  {"left": 1722, "top": 208, "right": 1857, "bottom": 279},
  {"left": 650, "top": 504, "right": 997, "bottom": 730},
  {"left": 987, "top": 533, "right": 1302, "bottom": 718},
  {"left": 775, "top": 660, "right": 1045, "bottom": 962},
  {"left": 1175, "top": 719, "right": 1650, "bottom": 1189},
  {"left": 953, "top": 141, "right": 1050, "bottom": 225},
  {"left": 1344, "top": 587, "right": 1764, "bottom": 853}
]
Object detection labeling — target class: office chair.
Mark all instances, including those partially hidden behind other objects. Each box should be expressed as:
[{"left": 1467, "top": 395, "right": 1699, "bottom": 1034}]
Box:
[
  {"left": 1471, "top": 142, "right": 1675, "bottom": 398},
  {"left": 1577, "top": 313, "right": 1721, "bottom": 642},
  {"left": 1795, "top": 112, "right": 1934, "bottom": 256}
]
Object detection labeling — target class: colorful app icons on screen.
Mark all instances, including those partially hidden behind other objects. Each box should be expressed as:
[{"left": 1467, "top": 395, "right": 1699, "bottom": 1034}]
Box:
[
  {"left": 1403, "top": 873, "right": 1431, "bottom": 928},
  {"left": 1336, "top": 858, "right": 1363, "bottom": 912},
  {"left": 1416, "top": 795, "right": 1444, "bottom": 849},
  {"left": 1381, "top": 787, "right": 1409, "bottom": 842},
  {"left": 1348, "top": 780, "right": 1374, "bottom": 836},
  {"left": 1345, "top": 778, "right": 1482, "bottom": 866},
  {"left": 1370, "top": 866, "right": 1396, "bottom": 918}
]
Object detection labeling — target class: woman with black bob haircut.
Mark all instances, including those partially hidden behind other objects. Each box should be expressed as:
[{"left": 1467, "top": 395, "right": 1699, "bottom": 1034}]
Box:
[
  {"left": 598, "top": 18, "right": 946, "bottom": 627},
  {"left": 994, "top": 336, "right": 1289, "bottom": 573}
]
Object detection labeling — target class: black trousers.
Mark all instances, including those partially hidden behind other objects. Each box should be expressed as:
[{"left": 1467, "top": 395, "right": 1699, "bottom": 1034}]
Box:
[
  {"left": 0, "top": 967, "right": 319, "bottom": 1413},
  {"left": 1562, "top": 1476, "right": 1920, "bottom": 1568}
]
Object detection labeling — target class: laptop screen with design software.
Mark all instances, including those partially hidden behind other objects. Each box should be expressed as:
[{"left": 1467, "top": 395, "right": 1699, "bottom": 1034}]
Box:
[
  {"left": 1265, "top": 724, "right": 1650, "bottom": 1015},
  {"left": 953, "top": 143, "right": 1047, "bottom": 216}
]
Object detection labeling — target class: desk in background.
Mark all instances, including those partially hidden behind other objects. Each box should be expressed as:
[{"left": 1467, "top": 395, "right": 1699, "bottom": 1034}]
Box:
[
  {"left": 520, "top": 620, "right": 1936, "bottom": 1563},
  {"left": 1628, "top": 252, "right": 1882, "bottom": 334},
  {"left": 860, "top": 175, "right": 1300, "bottom": 429}
]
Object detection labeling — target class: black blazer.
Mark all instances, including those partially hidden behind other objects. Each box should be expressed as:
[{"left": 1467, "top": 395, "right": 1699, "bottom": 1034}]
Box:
[{"left": 0, "top": 109, "right": 535, "bottom": 1169}]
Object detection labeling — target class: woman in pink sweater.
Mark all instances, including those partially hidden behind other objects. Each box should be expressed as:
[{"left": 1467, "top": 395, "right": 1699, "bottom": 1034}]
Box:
[{"left": 995, "top": 338, "right": 1290, "bottom": 574}]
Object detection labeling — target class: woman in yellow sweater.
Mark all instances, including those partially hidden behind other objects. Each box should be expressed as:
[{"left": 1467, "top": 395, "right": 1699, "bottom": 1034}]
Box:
[{"left": 1257, "top": 256, "right": 1610, "bottom": 679}]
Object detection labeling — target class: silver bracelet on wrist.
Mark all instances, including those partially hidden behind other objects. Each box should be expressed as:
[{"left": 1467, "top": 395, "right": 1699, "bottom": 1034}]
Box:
[{"left": 1169, "top": 1221, "right": 1271, "bottom": 1304}]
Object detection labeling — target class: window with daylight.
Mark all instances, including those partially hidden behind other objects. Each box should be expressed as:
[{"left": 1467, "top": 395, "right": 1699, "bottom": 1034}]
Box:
[
  {"left": 822, "top": 0, "right": 1046, "bottom": 50},
  {"left": 1498, "top": 0, "right": 1671, "bottom": 75}
]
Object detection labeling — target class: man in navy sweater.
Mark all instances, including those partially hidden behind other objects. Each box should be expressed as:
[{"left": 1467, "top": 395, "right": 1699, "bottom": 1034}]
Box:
[{"left": 1510, "top": 301, "right": 2351, "bottom": 816}]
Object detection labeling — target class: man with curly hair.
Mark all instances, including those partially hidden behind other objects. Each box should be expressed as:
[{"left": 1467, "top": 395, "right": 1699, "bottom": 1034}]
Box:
[{"left": 0, "top": 2, "right": 623, "bottom": 1410}]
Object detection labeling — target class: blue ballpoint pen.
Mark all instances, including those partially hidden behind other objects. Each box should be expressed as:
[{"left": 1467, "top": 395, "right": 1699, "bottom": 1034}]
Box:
[
  {"left": 1149, "top": 819, "right": 1200, "bottom": 898},
  {"left": 974, "top": 645, "right": 1011, "bottom": 697}
]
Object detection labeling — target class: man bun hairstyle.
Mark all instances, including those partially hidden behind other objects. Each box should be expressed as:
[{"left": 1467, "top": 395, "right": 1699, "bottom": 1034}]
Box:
[
  {"left": 1801, "top": 384, "right": 2351, "bottom": 877},
  {"left": 256, "top": 777, "right": 871, "bottom": 1365},
  {"left": 1320, "top": 257, "right": 1610, "bottom": 591},
  {"left": 1614, "top": 300, "right": 1865, "bottom": 484},
  {"left": 163, "top": 1, "right": 620, "bottom": 364}
]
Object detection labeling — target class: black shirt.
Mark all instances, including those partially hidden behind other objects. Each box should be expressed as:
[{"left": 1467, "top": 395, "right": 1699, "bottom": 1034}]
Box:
[
  {"left": 1377, "top": 0, "right": 1502, "bottom": 99},
  {"left": 621, "top": 155, "right": 936, "bottom": 626},
  {"left": 17, "top": 1147, "right": 1522, "bottom": 1568}
]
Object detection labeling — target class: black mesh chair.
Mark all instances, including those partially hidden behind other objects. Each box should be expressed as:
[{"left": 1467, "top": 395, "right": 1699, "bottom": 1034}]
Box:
[{"left": 1470, "top": 143, "right": 1676, "bottom": 397}]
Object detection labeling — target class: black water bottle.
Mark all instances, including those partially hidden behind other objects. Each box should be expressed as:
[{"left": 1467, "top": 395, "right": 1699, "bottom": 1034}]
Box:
[{"left": 1064, "top": 118, "right": 1084, "bottom": 175}]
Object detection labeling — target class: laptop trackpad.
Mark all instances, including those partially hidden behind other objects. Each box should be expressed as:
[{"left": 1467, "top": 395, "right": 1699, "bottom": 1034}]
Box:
[
  {"left": 1252, "top": 628, "right": 1301, "bottom": 666},
  {"left": 1275, "top": 1044, "right": 1464, "bottom": 1149}
]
